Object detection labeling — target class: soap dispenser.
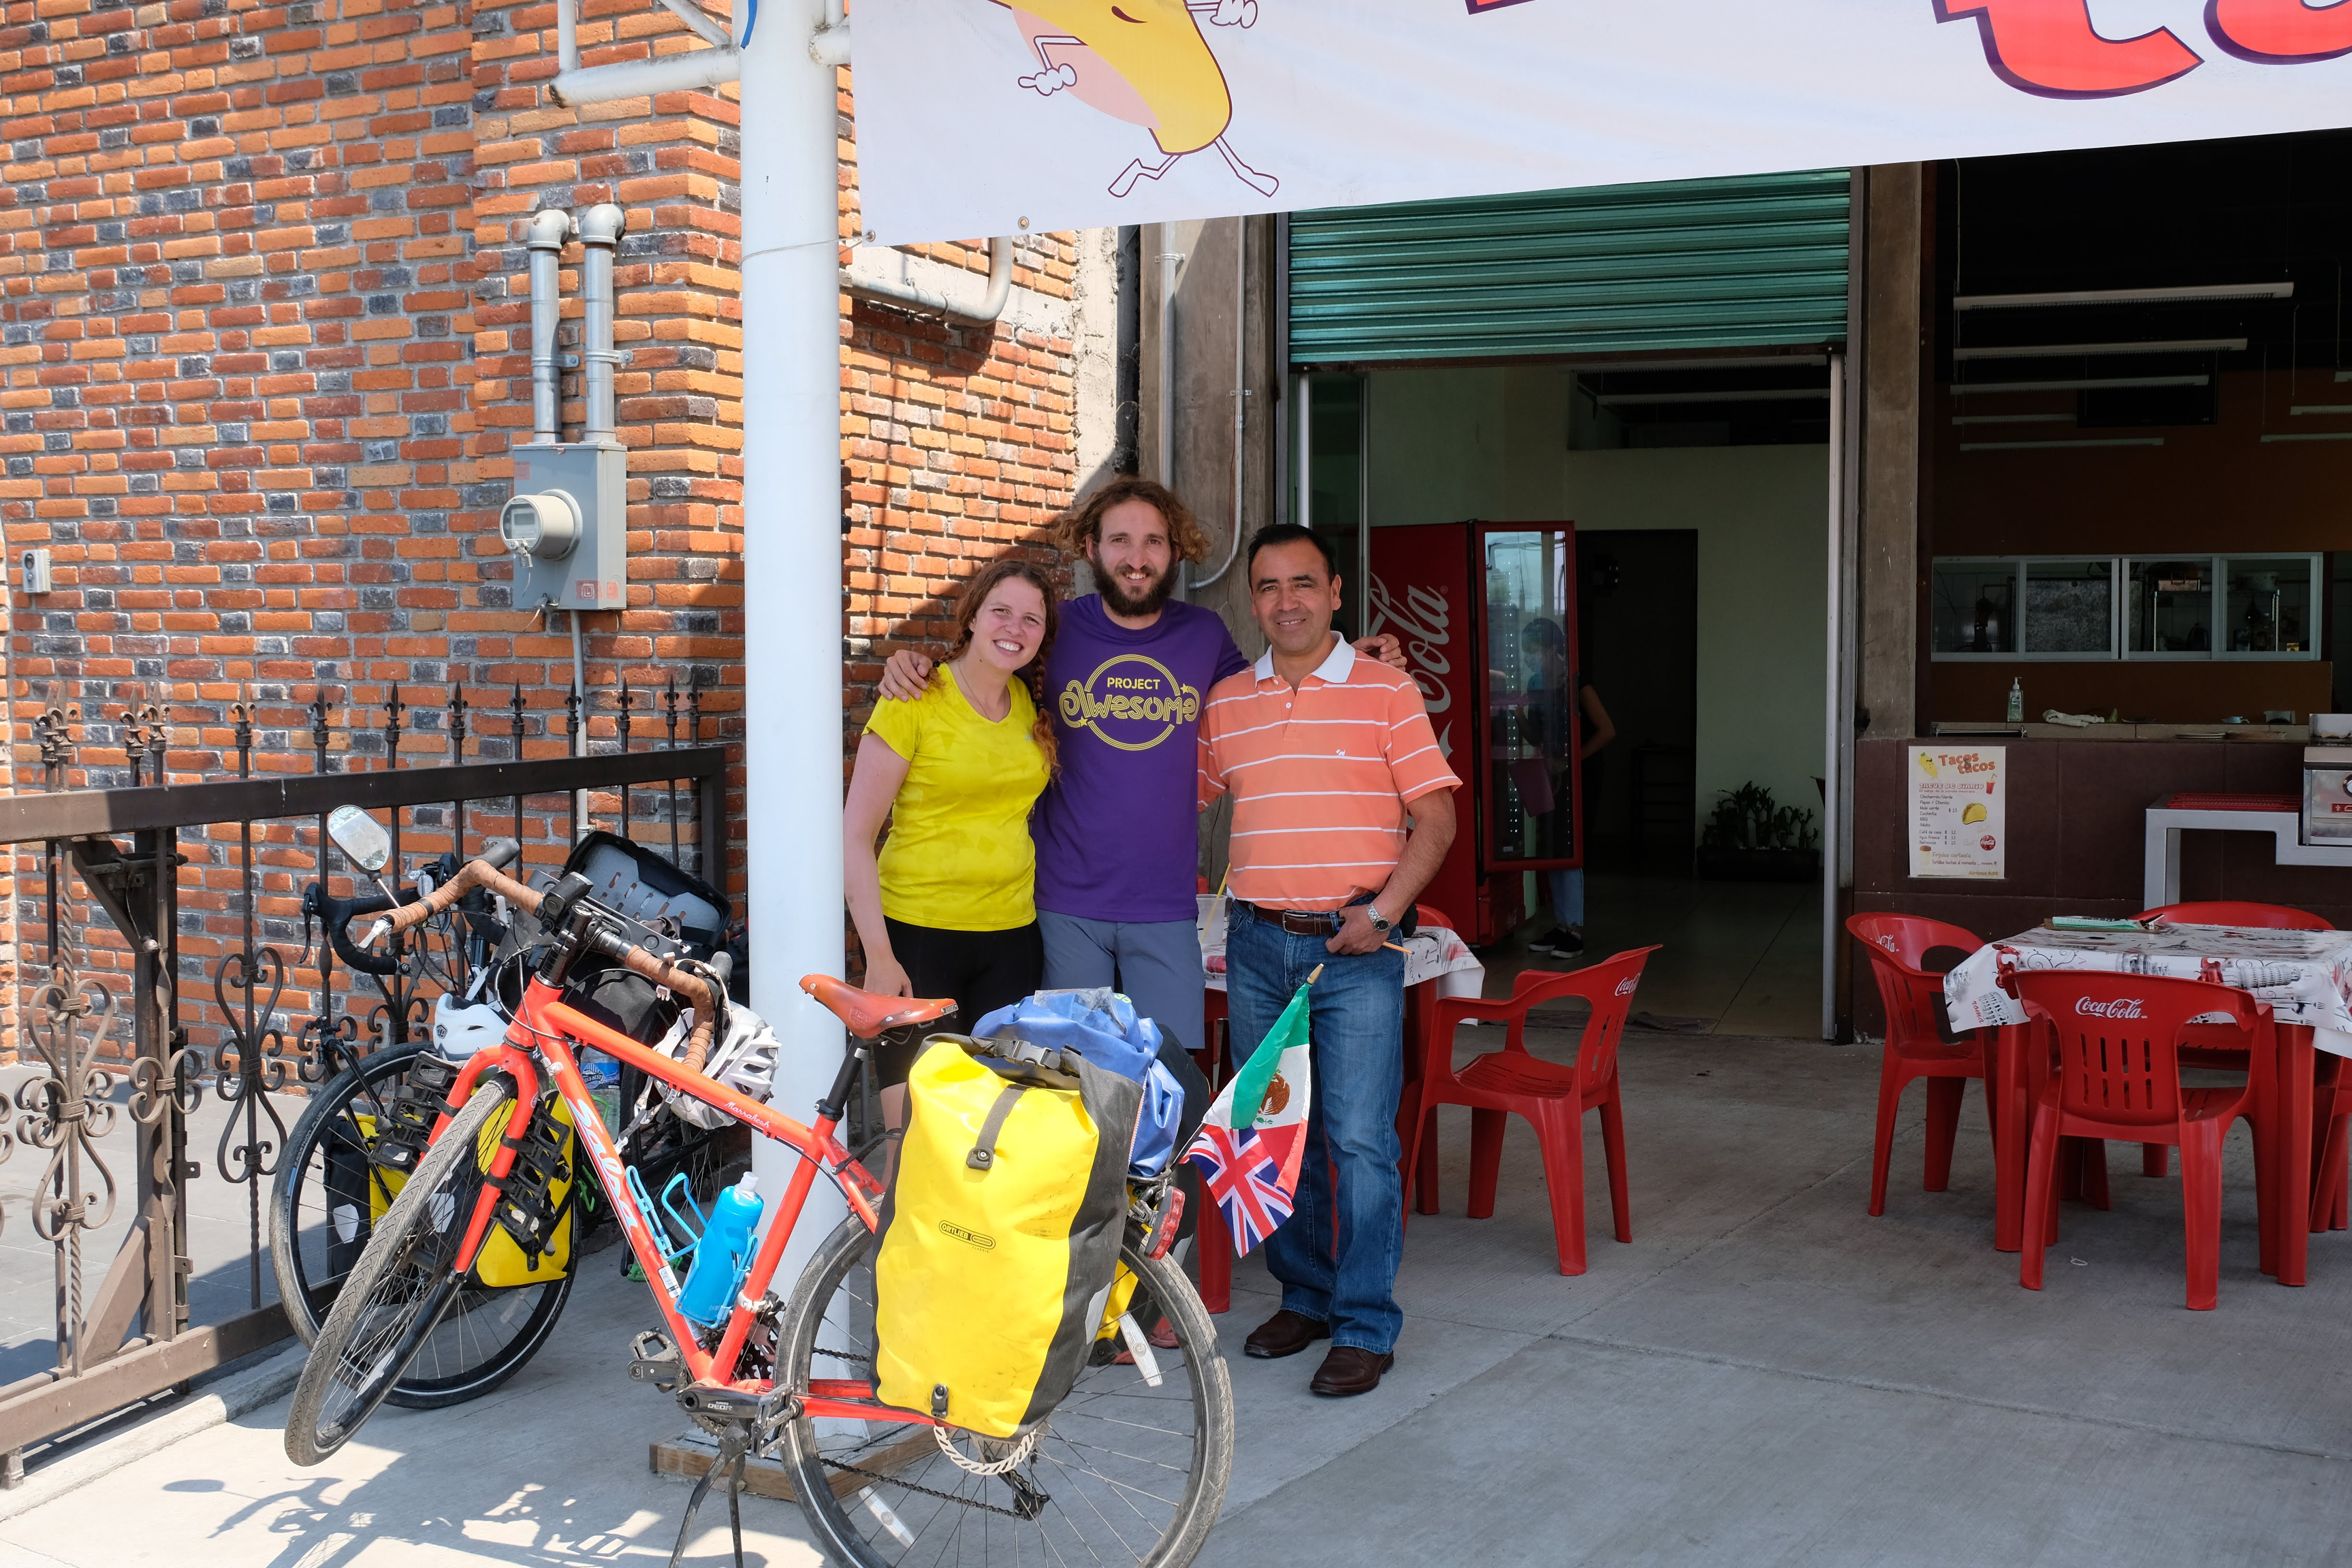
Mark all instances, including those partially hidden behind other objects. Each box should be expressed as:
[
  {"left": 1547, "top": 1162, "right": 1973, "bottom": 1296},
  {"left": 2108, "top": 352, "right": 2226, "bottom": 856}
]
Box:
[{"left": 2006, "top": 678, "right": 2024, "bottom": 724}]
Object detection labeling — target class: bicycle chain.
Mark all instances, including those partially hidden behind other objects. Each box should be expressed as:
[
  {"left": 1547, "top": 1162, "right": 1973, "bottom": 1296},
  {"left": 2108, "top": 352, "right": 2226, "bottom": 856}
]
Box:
[
  {"left": 822, "top": 1457, "right": 1037, "bottom": 1521},
  {"left": 804, "top": 1347, "right": 1044, "bottom": 1523}
]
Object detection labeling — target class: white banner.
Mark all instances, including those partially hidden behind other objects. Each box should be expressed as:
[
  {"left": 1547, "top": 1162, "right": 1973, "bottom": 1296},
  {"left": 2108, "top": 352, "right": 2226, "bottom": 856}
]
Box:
[{"left": 853, "top": 0, "right": 2352, "bottom": 245}]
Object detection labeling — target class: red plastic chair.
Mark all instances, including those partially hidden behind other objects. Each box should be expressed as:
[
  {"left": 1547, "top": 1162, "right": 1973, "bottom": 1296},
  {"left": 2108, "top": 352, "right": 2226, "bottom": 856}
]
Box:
[
  {"left": 1401, "top": 946, "right": 1659, "bottom": 1275},
  {"left": 1846, "top": 913, "right": 1997, "bottom": 1216},
  {"left": 2009, "top": 970, "right": 2268, "bottom": 1310},
  {"left": 2132, "top": 902, "right": 2331, "bottom": 1179}
]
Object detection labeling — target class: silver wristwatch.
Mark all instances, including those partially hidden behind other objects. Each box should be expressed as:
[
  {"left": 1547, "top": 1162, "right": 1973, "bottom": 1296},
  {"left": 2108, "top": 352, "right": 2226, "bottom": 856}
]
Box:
[{"left": 1366, "top": 904, "right": 1394, "bottom": 934}]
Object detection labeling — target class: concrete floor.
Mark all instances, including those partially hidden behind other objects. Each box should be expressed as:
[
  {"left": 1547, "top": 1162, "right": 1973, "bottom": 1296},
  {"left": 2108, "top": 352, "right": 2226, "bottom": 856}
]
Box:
[
  {"left": 1492, "top": 871, "right": 1824, "bottom": 1040},
  {"left": 7, "top": 1013, "right": 2351, "bottom": 1566}
]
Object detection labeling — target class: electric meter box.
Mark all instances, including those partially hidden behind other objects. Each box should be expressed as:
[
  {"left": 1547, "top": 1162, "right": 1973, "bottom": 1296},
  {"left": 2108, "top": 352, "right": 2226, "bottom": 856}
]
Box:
[{"left": 503, "top": 444, "right": 626, "bottom": 612}]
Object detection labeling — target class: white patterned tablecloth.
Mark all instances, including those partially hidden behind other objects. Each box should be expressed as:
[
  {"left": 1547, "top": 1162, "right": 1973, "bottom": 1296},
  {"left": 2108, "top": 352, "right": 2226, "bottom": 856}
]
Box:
[
  {"left": 1943, "top": 923, "right": 2352, "bottom": 1058},
  {"left": 1199, "top": 897, "right": 1485, "bottom": 1002}
]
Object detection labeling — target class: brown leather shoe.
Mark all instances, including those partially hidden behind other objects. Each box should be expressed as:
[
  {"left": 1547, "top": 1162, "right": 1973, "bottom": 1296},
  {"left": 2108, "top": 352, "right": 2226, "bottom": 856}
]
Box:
[
  {"left": 1243, "top": 1309, "right": 1331, "bottom": 1360},
  {"left": 1309, "top": 1346, "right": 1395, "bottom": 1397}
]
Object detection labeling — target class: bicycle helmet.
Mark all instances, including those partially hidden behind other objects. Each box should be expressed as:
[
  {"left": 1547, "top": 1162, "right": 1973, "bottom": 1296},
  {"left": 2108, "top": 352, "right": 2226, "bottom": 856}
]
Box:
[
  {"left": 651, "top": 1004, "right": 781, "bottom": 1129},
  {"left": 431, "top": 991, "right": 509, "bottom": 1062}
]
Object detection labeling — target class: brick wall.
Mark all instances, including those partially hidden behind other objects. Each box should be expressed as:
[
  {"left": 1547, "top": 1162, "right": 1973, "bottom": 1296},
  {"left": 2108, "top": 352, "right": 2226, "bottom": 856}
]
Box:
[{"left": 0, "top": 6, "right": 1100, "bottom": 1055}]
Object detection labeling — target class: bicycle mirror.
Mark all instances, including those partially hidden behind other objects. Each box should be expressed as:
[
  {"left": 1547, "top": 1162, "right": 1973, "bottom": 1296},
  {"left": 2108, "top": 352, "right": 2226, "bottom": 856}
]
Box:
[{"left": 328, "top": 805, "right": 393, "bottom": 874}]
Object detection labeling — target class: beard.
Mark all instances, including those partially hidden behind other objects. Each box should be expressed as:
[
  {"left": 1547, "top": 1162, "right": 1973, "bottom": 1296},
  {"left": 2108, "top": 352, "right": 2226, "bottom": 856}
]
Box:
[{"left": 1092, "top": 547, "right": 1179, "bottom": 618}]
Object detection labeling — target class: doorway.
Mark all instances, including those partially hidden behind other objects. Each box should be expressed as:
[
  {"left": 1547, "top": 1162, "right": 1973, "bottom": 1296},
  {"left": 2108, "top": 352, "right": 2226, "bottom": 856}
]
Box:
[{"left": 1578, "top": 530, "right": 1697, "bottom": 872}]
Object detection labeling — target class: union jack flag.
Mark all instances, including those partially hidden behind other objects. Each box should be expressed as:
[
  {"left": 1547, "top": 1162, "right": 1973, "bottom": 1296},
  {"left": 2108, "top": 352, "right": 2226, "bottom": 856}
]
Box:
[
  {"left": 1188, "top": 1122, "right": 1296, "bottom": 1255},
  {"left": 1182, "top": 977, "right": 1314, "bottom": 1255}
]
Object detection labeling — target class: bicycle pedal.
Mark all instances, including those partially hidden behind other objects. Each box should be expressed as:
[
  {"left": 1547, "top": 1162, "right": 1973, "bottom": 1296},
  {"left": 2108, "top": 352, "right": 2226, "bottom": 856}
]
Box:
[{"left": 629, "top": 1329, "right": 683, "bottom": 1391}]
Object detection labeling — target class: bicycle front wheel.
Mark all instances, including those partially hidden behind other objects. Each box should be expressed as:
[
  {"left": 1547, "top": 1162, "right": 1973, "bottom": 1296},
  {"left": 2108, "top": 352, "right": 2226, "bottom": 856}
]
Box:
[
  {"left": 776, "top": 1216, "right": 1235, "bottom": 1568},
  {"left": 284, "top": 1077, "right": 513, "bottom": 1466},
  {"left": 270, "top": 1042, "right": 572, "bottom": 1409}
]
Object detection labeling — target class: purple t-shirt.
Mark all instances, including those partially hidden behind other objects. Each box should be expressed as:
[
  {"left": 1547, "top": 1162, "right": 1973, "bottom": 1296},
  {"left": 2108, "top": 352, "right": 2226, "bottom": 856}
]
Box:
[{"left": 1033, "top": 596, "right": 1250, "bottom": 924}]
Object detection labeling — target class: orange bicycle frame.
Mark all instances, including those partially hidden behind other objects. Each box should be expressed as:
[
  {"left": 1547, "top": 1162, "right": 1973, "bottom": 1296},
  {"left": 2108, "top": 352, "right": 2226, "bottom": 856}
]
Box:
[{"left": 426, "top": 973, "right": 930, "bottom": 1426}]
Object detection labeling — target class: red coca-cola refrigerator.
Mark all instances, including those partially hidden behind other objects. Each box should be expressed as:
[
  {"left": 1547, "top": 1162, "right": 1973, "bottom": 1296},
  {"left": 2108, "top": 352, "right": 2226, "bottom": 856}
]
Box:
[{"left": 1367, "top": 522, "right": 1581, "bottom": 947}]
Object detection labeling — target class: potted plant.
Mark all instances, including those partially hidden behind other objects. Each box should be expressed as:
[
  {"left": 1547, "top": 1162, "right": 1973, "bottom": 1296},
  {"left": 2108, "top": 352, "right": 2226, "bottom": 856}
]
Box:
[{"left": 1696, "top": 781, "right": 1821, "bottom": 882}]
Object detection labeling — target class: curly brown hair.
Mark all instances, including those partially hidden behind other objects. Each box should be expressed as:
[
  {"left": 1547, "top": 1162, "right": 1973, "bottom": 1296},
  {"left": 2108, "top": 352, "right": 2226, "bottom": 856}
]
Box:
[
  {"left": 944, "top": 558, "right": 1061, "bottom": 776},
  {"left": 1050, "top": 476, "right": 1212, "bottom": 566}
]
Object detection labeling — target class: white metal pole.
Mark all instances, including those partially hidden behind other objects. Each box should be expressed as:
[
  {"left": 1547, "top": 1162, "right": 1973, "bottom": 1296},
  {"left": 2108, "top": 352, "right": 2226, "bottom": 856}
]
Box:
[
  {"left": 1821, "top": 351, "right": 1845, "bottom": 1041},
  {"left": 744, "top": 0, "right": 848, "bottom": 1265}
]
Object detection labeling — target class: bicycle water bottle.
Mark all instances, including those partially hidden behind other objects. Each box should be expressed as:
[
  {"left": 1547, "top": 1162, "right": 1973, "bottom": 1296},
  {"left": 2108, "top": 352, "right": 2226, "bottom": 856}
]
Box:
[{"left": 676, "top": 1174, "right": 762, "bottom": 1326}]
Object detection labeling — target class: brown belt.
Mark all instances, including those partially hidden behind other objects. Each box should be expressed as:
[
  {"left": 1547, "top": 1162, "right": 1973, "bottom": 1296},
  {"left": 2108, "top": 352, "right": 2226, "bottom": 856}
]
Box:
[{"left": 1245, "top": 902, "right": 1342, "bottom": 936}]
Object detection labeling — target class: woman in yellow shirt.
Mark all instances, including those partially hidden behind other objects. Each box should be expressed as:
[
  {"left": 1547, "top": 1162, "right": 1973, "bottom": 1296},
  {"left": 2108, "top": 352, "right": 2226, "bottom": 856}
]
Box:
[{"left": 844, "top": 559, "right": 1058, "bottom": 1070}]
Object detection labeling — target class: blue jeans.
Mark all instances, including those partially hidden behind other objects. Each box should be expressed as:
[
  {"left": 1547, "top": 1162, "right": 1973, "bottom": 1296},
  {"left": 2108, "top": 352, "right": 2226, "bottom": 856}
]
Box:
[
  {"left": 1547, "top": 868, "right": 1585, "bottom": 927},
  {"left": 1224, "top": 910, "right": 1406, "bottom": 1355}
]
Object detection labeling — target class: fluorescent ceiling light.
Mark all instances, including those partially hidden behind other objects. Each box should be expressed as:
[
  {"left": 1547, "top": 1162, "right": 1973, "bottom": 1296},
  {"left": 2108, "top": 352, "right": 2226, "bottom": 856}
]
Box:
[
  {"left": 1954, "top": 283, "right": 2293, "bottom": 311},
  {"left": 1951, "top": 376, "right": 2209, "bottom": 395},
  {"left": 1959, "top": 438, "right": 2165, "bottom": 451},
  {"left": 1595, "top": 389, "right": 1827, "bottom": 406},
  {"left": 2261, "top": 432, "right": 2352, "bottom": 443},
  {"left": 1952, "top": 339, "right": 2245, "bottom": 361},
  {"left": 2290, "top": 405, "right": 2352, "bottom": 416},
  {"left": 1953, "top": 414, "right": 2073, "bottom": 425}
]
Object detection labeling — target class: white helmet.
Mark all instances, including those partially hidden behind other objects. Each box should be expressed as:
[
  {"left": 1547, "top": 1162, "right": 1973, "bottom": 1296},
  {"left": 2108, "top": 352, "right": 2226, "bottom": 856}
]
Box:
[
  {"left": 431, "top": 991, "right": 509, "bottom": 1062},
  {"left": 651, "top": 1005, "right": 780, "bottom": 1129}
]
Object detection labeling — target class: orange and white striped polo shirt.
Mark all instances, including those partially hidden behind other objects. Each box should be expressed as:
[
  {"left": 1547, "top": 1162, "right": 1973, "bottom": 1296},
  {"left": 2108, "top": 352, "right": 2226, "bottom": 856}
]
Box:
[{"left": 1198, "top": 636, "right": 1460, "bottom": 913}]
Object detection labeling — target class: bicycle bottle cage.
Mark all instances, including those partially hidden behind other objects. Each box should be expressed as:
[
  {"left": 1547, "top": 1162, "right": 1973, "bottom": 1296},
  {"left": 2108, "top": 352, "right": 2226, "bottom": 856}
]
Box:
[
  {"left": 370, "top": 1055, "right": 462, "bottom": 1175},
  {"left": 494, "top": 1096, "right": 574, "bottom": 1267}
]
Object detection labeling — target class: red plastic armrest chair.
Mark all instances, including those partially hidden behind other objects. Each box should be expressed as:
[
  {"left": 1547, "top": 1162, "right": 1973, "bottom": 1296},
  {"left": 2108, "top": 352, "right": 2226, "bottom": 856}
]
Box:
[
  {"left": 2134, "top": 902, "right": 2330, "bottom": 1179},
  {"left": 1401, "top": 946, "right": 1660, "bottom": 1276},
  {"left": 1846, "top": 913, "right": 1995, "bottom": 1216},
  {"left": 2010, "top": 971, "right": 2269, "bottom": 1310}
]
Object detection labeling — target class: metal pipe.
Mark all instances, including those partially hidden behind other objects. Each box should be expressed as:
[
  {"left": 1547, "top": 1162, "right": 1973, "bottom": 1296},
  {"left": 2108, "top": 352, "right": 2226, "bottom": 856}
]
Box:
[
  {"left": 842, "top": 236, "right": 1013, "bottom": 325},
  {"left": 1821, "top": 350, "right": 1845, "bottom": 1042},
  {"left": 524, "top": 208, "right": 573, "bottom": 446},
  {"left": 742, "top": 0, "right": 848, "bottom": 1284},
  {"left": 1192, "top": 219, "right": 1247, "bottom": 590},
  {"left": 557, "top": 0, "right": 578, "bottom": 71},
  {"left": 1157, "top": 248, "right": 1182, "bottom": 491},
  {"left": 570, "top": 609, "right": 590, "bottom": 834},
  {"left": 655, "top": 0, "right": 733, "bottom": 50},
  {"left": 1295, "top": 373, "right": 1311, "bottom": 534},
  {"left": 553, "top": 47, "right": 740, "bottom": 106},
  {"left": 811, "top": 9, "right": 850, "bottom": 64},
  {"left": 576, "top": 203, "right": 626, "bottom": 448}
]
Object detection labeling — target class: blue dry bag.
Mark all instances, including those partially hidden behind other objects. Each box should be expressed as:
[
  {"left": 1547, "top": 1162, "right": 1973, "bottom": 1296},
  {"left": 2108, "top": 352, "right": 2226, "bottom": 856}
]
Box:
[{"left": 972, "top": 988, "right": 1184, "bottom": 1176}]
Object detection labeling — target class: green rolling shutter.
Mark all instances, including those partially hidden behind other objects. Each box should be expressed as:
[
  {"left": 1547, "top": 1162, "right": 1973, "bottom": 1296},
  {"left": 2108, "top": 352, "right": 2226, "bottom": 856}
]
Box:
[{"left": 1287, "top": 169, "right": 1851, "bottom": 365}]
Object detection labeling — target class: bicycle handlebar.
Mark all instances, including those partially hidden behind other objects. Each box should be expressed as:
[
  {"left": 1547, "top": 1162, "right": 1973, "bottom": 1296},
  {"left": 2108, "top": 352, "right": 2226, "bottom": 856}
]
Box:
[{"left": 377, "top": 856, "right": 723, "bottom": 1076}]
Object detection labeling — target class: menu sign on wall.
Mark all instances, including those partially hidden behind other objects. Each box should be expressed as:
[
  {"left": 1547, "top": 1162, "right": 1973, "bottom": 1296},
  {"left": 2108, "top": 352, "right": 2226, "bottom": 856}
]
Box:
[{"left": 1910, "top": 746, "right": 2004, "bottom": 880}]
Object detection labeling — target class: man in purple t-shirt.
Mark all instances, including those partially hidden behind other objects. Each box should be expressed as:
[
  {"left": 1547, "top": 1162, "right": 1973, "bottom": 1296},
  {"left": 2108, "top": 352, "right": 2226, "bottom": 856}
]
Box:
[{"left": 879, "top": 477, "right": 1399, "bottom": 1064}]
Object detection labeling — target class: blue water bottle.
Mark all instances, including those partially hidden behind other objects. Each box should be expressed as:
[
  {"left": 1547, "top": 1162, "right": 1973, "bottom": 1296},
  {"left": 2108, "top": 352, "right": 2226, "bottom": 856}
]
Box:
[{"left": 676, "top": 1174, "right": 763, "bottom": 1326}]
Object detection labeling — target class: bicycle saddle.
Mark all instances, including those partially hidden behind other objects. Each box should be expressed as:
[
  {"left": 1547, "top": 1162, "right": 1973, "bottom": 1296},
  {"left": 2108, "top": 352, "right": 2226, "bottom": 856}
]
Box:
[{"left": 800, "top": 973, "right": 955, "bottom": 1037}]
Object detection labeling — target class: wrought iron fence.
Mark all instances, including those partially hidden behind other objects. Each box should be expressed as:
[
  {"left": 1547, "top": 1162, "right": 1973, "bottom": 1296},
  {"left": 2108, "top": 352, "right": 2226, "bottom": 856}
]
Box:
[{"left": 0, "top": 680, "right": 732, "bottom": 1484}]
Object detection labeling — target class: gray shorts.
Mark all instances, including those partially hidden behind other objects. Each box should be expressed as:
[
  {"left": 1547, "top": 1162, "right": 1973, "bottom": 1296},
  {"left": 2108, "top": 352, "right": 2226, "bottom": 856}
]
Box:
[{"left": 1037, "top": 911, "right": 1209, "bottom": 1061}]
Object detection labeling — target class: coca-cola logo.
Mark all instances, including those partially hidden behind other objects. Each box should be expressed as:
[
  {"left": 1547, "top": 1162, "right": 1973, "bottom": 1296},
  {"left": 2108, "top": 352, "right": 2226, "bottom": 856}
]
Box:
[
  {"left": 1366, "top": 576, "right": 1453, "bottom": 717},
  {"left": 1367, "top": 573, "right": 1455, "bottom": 757},
  {"left": 2074, "top": 997, "right": 2146, "bottom": 1020},
  {"left": 1613, "top": 976, "right": 1638, "bottom": 997}
]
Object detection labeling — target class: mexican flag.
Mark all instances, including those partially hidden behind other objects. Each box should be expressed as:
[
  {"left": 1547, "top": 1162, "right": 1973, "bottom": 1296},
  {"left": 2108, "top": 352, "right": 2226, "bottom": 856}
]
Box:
[{"left": 1181, "top": 978, "right": 1314, "bottom": 1255}]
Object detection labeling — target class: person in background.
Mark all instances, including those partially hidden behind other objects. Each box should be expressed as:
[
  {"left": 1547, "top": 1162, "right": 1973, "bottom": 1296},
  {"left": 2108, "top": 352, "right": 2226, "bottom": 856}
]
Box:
[
  {"left": 1523, "top": 617, "right": 1615, "bottom": 957},
  {"left": 1201, "top": 523, "right": 1459, "bottom": 1399},
  {"left": 844, "top": 559, "right": 1059, "bottom": 1084}
]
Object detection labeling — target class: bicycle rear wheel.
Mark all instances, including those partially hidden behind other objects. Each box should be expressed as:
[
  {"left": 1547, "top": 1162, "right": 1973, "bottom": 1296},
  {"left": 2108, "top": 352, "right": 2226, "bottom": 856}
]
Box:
[
  {"left": 270, "top": 1042, "right": 573, "bottom": 1409},
  {"left": 284, "top": 1078, "right": 512, "bottom": 1466},
  {"left": 776, "top": 1216, "right": 1234, "bottom": 1568}
]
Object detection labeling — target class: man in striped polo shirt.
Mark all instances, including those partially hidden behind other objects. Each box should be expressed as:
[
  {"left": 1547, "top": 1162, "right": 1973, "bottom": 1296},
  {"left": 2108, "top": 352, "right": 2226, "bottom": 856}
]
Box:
[{"left": 1199, "top": 523, "right": 1459, "bottom": 1398}]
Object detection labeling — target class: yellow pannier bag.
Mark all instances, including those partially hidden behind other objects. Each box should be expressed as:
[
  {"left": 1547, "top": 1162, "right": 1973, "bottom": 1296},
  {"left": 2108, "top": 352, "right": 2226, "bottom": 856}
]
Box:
[
  {"left": 874, "top": 1035, "right": 1143, "bottom": 1439},
  {"left": 366, "top": 1093, "right": 576, "bottom": 1288}
]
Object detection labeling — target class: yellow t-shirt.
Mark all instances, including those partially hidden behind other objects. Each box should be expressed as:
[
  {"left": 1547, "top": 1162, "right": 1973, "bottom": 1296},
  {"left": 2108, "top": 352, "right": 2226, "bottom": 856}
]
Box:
[{"left": 865, "top": 669, "right": 1051, "bottom": 931}]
